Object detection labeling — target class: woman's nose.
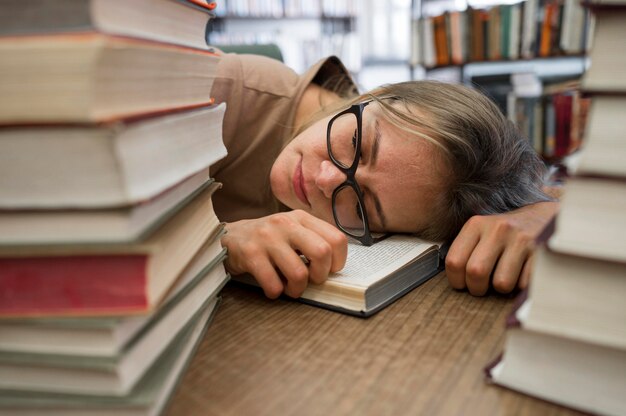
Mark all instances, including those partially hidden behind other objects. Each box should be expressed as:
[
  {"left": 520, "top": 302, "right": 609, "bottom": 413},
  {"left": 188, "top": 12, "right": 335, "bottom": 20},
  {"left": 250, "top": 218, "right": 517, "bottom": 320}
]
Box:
[{"left": 315, "top": 160, "right": 347, "bottom": 199}]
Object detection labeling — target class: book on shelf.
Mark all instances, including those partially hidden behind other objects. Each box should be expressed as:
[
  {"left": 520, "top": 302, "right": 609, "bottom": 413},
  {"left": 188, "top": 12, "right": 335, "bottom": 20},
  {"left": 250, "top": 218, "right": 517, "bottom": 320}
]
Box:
[
  {"left": 469, "top": 7, "right": 487, "bottom": 61},
  {"left": 580, "top": 9, "right": 626, "bottom": 92},
  {"left": 234, "top": 235, "right": 445, "bottom": 317},
  {"left": 433, "top": 14, "right": 450, "bottom": 67},
  {"left": 0, "top": 229, "right": 227, "bottom": 357},
  {"left": 0, "top": 255, "right": 226, "bottom": 396},
  {"left": 520, "top": 0, "right": 539, "bottom": 59},
  {"left": 500, "top": 5, "right": 511, "bottom": 59},
  {"left": 0, "top": 296, "right": 220, "bottom": 416},
  {"left": 448, "top": 11, "right": 464, "bottom": 65},
  {"left": 410, "top": 18, "right": 421, "bottom": 68},
  {"left": 507, "top": 79, "right": 589, "bottom": 160},
  {"left": 0, "top": 33, "right": 220, "bottom": 123},
  {"left": 471, "top": 73, "right": 514, "bottom": 114},
  {"left": 0, "top": 103, "right": 227, "bottom": 209},
  {"left": 487, "top": 6, "right": 501, "bottom": 61},
  {"left": 560, "top": 0, "right": 587, "bottom": 54},
  {"left": 538, "top": 1, "right": 557, "bottom": 57},
  {"left": 499, "top": 3, "right": 520, "bottom": 60},
  {"left": 486, "top": 293, "right": 626, "bottom": 416},
  {"left": 420, "top": 16, "right": 436, "bottom": 68},
  {"left": 0, "top": 0, "right": 217, "bottom": 50},
  {"left": 509, "top": 3, "right": 522, "bottom": 60},
  {"left": 0, "top": 183, "right": 222, "bottom": 318}
]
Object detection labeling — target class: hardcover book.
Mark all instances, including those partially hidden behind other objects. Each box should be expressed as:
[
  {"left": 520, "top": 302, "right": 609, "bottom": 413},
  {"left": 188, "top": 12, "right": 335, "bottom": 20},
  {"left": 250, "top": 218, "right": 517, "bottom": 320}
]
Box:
[
  {"left": 0, "top": 171, "right": 214, "bottom": 246},
  {"left": 0, "top": 230, "right": 227, "bottom": 357},
  {"left": 523, "top": 247, "right": 626, "bottom": 350},
  {"left": 486, "top": 294, "right": 626, "bottom": 416},
  {"left": 0, "top": 33, "right": 221, "bottom": 123},
  {"left": 0, "top": 103, "right": 227, "bottom": 209},
  {"left": 234, "top": 235, "right": 445, "bottom": 317},
  {"left": 581, "top": 10, "right": 626, "bottom": 92},
  {"left": 577, "top": 95, "right": 626, "bottom": 177},
  {"left": 548, "top": 176, "right": 626, "bottom": 262},
  {"left": 0, "top": 0, "right": 217, "bottom": 50},
  {"left": 0, "top": 183, "right": 222, "bottom": 318}
]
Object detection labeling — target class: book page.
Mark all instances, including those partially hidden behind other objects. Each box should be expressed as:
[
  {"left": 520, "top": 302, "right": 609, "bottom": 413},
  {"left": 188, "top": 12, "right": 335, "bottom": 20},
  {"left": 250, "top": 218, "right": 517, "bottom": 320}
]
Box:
[{"left": 329, "top": 236, "right": 438, "bottom": 288}]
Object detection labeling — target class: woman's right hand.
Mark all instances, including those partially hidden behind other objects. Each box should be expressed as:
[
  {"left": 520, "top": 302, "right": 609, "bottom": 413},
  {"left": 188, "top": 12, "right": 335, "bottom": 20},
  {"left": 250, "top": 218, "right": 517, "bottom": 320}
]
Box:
[{"left": 221, "top": 210, "right": 348, "bottom": 299}]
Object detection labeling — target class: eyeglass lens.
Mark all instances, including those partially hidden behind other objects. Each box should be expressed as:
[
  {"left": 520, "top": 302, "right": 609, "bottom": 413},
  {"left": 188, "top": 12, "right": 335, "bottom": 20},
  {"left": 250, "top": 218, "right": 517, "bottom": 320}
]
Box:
[
  {"left": 328, "top": 113, "right": 359, "bottom": 168},
  {"left": 328, "top": 112, "right": 367, "bottom": 237}
]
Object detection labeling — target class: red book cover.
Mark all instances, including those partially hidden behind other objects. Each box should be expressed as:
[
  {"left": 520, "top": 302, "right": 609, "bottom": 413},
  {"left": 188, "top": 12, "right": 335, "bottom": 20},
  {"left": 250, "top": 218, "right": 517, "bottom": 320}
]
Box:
[
  {"left": 0, "top": 256, "right": 149, "bottom": 317},
  {"left": 553, "top": 93, "right": 573, "bottom": 157}
]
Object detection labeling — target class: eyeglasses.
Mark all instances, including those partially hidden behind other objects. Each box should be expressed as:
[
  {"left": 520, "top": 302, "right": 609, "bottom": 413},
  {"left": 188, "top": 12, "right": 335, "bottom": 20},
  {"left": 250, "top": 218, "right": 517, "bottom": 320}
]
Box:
[{"left": 327, "top": 100, "right": 390, "bottom": 246}]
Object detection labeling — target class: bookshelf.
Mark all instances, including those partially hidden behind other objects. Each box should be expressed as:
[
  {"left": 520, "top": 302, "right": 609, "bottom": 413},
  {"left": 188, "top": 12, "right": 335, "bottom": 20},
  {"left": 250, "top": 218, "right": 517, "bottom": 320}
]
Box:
[
  {"left": 208, "top": 0, "right": 359, "bottom": 73},
  {"left": 410, "top": 0, "right": 592, "bottom": 72},
  {"left": 410, "top": 0, "right": 592, "bottom": 163}
]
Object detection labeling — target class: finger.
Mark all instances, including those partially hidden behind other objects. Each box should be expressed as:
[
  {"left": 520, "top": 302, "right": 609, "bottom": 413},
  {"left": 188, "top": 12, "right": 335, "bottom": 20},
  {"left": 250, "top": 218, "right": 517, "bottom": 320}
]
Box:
[
  {"left": 298, "top": 212, "right": 348, "bottom": 272},
  {"left": 445, "top": 221, "right": 481, "bottom": 290},
  {"left": 250, "top": 257, "right": 285, "bottom": 299},
  {"left": 267, "top": 243, "right": 311, "bottom": 298},
  {"left": 518, "top": 253, "right": 535, "bottom": 290},
  {"left": 491, "top": 239, "right": 532, "bottom": 294},
  {"left": 288, "top": 228, "right": 335, "bottom": 286},
  {"left": 464, "top": 237, "right": 505, "bottom": 296}
]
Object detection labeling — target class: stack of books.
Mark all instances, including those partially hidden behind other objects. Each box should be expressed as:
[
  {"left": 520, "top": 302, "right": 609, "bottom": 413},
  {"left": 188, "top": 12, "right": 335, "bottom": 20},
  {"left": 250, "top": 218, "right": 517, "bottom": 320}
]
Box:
[
  {"left": 414, "top": 0, "right": 592, "bottom": 68},
  {"left": 486, "top": 2, "right": 626, "bottom": 415},
  {"left": 0, "top": 1, "right": 230, "bottom": 415}
]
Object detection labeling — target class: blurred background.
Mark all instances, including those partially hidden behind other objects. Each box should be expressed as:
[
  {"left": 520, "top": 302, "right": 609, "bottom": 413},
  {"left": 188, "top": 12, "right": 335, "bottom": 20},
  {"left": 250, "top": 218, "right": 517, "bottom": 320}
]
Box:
[{"left": 209, "top": 0, "right": 592, "bottom": 165}]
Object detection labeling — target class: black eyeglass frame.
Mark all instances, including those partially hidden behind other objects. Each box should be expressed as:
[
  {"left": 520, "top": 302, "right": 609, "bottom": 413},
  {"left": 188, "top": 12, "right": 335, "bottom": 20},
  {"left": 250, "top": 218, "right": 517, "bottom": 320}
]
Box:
[{"left": 326, "top": 100, "right": 390, "bottom": 246}]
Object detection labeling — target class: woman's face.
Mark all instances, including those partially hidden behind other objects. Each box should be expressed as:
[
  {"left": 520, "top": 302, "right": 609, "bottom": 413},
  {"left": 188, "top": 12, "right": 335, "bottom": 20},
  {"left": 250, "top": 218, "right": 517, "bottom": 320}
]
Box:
[{"left": 269, "top": 101, "right": 449, "bottom": 235}]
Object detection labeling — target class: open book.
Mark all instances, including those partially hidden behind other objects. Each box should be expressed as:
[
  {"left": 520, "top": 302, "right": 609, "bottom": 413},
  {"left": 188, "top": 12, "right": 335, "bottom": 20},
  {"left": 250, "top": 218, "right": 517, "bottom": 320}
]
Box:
[{"left": 235, "top": 235, "right": 445, "bottom": 317}]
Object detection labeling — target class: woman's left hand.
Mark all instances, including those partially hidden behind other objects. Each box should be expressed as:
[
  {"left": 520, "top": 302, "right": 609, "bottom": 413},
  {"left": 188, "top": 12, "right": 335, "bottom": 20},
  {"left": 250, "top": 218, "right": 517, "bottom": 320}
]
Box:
[{"left": 444, "top": 201, "right": 559, "bottom": 296}]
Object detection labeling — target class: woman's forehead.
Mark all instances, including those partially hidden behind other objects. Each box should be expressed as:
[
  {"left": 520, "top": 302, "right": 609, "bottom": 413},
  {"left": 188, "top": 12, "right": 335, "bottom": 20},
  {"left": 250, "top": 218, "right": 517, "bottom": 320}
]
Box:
[{"left": 368, "top": 107, "right": 450, "bottom": 232}]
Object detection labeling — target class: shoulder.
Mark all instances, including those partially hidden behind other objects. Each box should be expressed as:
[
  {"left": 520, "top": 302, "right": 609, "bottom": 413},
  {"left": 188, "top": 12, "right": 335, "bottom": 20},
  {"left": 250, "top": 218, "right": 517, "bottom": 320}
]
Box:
[{"left": 214, "top": 53, "right": 300, "bottom": 99}]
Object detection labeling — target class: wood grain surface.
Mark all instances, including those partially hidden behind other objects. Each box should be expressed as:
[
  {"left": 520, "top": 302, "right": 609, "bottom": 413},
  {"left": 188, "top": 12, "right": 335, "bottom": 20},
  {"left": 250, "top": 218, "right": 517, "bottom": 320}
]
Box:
[{"left": 165, "top": 272, "right": 584, "bottom": 416}]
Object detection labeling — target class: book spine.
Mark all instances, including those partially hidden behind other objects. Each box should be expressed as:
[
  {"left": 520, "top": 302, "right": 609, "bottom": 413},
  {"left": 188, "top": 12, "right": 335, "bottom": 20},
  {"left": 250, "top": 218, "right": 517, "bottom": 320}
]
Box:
[
  {"left": 553, "top": 93, "right": 573, "bottom": 157},
  {"left": 539, "top": 2, "right": 555, "bottom": 57},
  {"left": 433, "top": 14, "right": 450, "bottom": 66},
  {"left": 0, "top": 255, "right": 148, "bottom": 317}
]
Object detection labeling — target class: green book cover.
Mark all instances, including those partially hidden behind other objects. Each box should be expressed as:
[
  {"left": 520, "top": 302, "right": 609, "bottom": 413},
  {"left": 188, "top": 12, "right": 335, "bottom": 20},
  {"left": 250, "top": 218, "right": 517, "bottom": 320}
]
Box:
[{"left": 500, "top": 4, "right": 512, "bottom": 59}]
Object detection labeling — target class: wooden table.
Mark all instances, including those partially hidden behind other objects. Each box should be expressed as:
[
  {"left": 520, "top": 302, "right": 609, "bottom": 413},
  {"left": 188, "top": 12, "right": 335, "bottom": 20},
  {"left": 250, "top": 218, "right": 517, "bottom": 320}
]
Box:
[{"left": 166, "top": 272, "right": 582, "bottom": 416}]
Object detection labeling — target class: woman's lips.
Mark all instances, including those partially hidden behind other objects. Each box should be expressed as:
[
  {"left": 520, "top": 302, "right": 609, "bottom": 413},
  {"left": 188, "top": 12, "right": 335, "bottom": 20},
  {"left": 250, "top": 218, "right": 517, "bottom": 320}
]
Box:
[{"left": 293, "top": 158, "right": 309, "bottom": 206}]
